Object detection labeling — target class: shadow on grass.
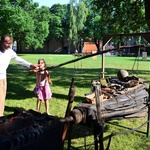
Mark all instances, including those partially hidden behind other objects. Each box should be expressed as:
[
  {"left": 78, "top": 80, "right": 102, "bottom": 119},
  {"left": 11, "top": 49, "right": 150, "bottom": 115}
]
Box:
[
  {"left": 52, "top": 92, "right": 84, "bottom": 103},
  {"left": 4, "top": 106, "right": 25, "bottom": 113},
  {"left": 6, "top": 63, "right": 150, "bottom": 100},
  {"left": 4, "top": 57, "right": 150, "bottom": 150},
  {"left": 5, "top": 62, "right": 150, "bottom": 118}
]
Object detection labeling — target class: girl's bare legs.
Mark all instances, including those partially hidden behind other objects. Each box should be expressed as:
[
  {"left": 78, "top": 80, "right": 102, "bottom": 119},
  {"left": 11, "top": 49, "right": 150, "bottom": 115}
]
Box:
[
  {"left": 36, "top": 98, "right": 41, "bottom": 112},
  {"left": 44, "top": 100, "right": 50, "bottom": 115}
]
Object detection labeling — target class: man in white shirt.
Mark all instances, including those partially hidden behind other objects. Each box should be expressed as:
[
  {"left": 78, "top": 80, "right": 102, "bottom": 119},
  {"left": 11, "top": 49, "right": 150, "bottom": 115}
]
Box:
[{"left": 0, "top": 34, "right": 38, "bottom": 116}]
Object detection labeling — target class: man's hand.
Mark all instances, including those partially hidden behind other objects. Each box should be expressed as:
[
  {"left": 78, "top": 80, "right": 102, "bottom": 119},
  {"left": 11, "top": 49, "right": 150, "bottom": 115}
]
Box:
[
  {"left": 28, "top": 64, "right": 40, "bottom": 75},
  {"left": 30, "top": 64, "right": 40, "bottom": 69}
]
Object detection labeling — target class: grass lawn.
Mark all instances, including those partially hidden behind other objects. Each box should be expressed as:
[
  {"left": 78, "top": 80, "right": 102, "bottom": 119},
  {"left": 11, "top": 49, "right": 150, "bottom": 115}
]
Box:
[{"left": 4, "top": 54, "right": 150, "bottom": 150}]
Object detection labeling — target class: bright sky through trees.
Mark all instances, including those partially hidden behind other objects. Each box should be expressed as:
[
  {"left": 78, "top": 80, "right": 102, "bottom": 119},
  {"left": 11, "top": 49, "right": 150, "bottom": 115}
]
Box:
[{"left": 33, "top": 0, "right": 69, "bottom": 7}]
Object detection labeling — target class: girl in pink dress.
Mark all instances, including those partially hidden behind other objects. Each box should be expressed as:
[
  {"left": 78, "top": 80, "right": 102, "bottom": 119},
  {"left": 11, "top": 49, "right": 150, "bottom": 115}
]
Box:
[{"left": 33, "top": 58, "right": 52, "bottom": 115}]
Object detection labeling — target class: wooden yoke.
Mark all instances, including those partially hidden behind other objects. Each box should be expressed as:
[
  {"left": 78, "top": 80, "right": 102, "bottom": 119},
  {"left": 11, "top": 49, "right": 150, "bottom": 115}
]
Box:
[{"left": 62, "top": 78, "right": 76, "bottom": 146}]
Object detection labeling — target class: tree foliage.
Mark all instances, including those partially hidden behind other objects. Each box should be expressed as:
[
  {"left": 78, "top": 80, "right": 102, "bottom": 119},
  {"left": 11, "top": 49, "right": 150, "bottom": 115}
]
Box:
[
  {"left": 68, "top": 0, "right": 88, "bottom": 51},
  {"left": 46, "top": 0, "right": 149, "bottom": 52},
  {"left": 0, "top": 0, "right": 50, "bottom": 50},
  {"left": 93, "top": 0, "right": 148, "bottom": 33},
  {"left": 78, "top": 0, "right": 149, "bottom": 51},
  {"left": 144, "top": 0, "right": 150, "bottom": 28},
  {"left": 0, "top": 0, "right": 149, "bottom": 52},
  {"left": 49, "top": 4, "right": 68, "bottom": 39}
]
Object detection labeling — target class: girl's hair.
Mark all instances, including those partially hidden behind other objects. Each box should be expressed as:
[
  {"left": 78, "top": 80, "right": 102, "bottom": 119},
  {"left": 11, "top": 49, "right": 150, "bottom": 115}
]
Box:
[{"left": 38, "top": 58, "right": 47, "bottom": 67}]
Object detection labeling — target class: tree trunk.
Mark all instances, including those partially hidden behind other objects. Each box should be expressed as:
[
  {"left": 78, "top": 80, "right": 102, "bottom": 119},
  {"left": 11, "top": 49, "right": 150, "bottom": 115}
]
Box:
[
  {"left": 145, "top": 0, "right": 150, "bottom": 29},
  {"left": 46, "top": 40, "right": 50, "bottom": 53},
  {"left": 61, "top": 37, "right": 64, "bottom": 53},
  {"left": 94, "top": 38, "right": 101, "bottom": 52},
  {"left": 17, "top": 42, "right": 22, "bottom": 53}
]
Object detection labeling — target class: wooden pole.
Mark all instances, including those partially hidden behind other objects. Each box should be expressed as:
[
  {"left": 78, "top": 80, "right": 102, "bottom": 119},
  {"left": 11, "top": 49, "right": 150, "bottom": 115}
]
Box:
[
  {"left": 62, "top": 78, "right": 76, "bottom": 147},
  {"left": 95, "top": 85, "right": 104, "bottom": 150},
  {"left": 147, "top": 83, "right": 150, "bottom": 137},
  {"left": 101, "top": 37, "right": 112, "bottom": 78}
]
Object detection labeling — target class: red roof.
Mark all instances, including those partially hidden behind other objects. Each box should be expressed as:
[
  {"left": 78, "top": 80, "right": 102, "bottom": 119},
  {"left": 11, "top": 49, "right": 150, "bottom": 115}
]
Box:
[{"left": 83, "top": 42, "right": 97, "bottom": 54}]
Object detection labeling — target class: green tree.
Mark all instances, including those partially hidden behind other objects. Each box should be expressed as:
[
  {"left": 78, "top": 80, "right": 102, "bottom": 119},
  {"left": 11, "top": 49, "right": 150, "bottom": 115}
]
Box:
[
  {"left": 81, "top": 0, "right": 148, "bottom": 51},
  {"left": 0, "top": 0, "right": 50, "bottom": 51},
  {"left": 93, "top": 0, "right": 148, "bottom": 33},
  {"left": 68, "top": 0, "right": 88, "bottom": 53},
  {"left": 83, "top": 0, "right": 102, "bottom": 51},
  {"left": 68, "top": 2, "right": 77, "bottom": 52},
  {"left": 48, "top": 4, "right": 68, "bottom": 53},
  {"left": 144, "top": 0, "right": 150, "bottom": 28}
]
